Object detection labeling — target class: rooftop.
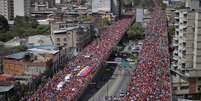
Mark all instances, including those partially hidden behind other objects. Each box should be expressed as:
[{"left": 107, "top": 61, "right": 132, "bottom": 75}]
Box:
[
  {"left": 0, "top": 84, "right": 14, "bottom": 93},
  {"left": 53, "top": 26, "right": 79, "bottom": 34},
  {"left": 5, "top": 52, "right": 29, "bottom": 60},
  {"left": 5, "top": 45, "right": 59, "bottom": 61}
]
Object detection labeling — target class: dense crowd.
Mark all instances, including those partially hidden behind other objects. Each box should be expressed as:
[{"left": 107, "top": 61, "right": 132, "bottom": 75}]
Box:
[
  {"left": 26, "top": 17, "right": 134, "bottom": 101},
  {"left": 124, "top": 3, "right": 171, "bottom": 101}
]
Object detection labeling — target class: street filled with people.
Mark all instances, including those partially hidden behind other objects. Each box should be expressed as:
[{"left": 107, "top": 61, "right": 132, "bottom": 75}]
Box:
[
  {"left": 27, "top": 16, "right": 134, "bottom": 101},
  {"left": 124, "top": 1, "right": 171, "bottom": 101}
]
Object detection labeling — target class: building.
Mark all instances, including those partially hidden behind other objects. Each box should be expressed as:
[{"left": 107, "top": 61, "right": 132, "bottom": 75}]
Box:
[
  {"left": 1, "top": 46, "right": 71, "bottom": 100},
  {"left": 136, "top": 8, "right": 144, "bottom": 23},
  {"left": 0, "top": 0, "right": 14, "bottom": 20},
  {"left": 26, "top": 35, "right": 53, "bottom": 47},
  {"left": 3, "top": 51, "right": 50, "bottom": 75},
  {"left": 0, "top": 81, "right": 15, "bottom": 101},
  {"left": 4, "top": 37, "right": 26, "bottom": 48},
  {"left": 92, "top": 0, "right": 111, "bottom": 13},
  {"left": 91, "top": 0, "right": 120, "bottom": 16},
  {"left": 0, "top": 0, "right": 31, "bottom": 21},
  {"left": 51, "top": 26, "right": 91, "bottom": 52},
  {"left": 14, "top": 0, "right": 31, "bottom": 17},
  {"left": 32, "top": 0, "right": 49, "bottom": 12},
  {"left": 185, "top": 0, "right": 201, "bottom": 10},
  {"left": 3, "top": 46, "right": 68, "bottom": 76},
  {"left": 170, "top": 1, "right": 201, "bottom": 100}
]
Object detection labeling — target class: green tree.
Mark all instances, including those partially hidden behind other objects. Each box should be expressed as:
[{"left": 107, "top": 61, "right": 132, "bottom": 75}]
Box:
[
  {"left": 128, "top": 23, "right": 144, "bottom": 40},
  {"left": 0, "top": 31, "right": 14, "bottom": 42},
  {"left": 36, "top": 25, "right": 49, "bottom": 34},
  {"left": 0, "top": 15, "right": 9, "bottom": 32},
  {"left": 14, "top": 16, "right": 38, "bottom": 28},
  {"left": 168, "top": 26, "right": 175, "bottom": 45},
  {"left": 102, "top": 17, "right": 111, "bottom": 26},
  {"left": 15, "top": 45, "right": 27, "bottom": 52}
]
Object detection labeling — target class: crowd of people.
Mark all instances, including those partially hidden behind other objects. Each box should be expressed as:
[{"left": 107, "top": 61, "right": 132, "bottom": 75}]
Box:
[
  {"left": 124, "top": 2, "right": 171, "bottom": 101},
  {"left": 26, "top": 16, "right": 134, "bottom": 101}
]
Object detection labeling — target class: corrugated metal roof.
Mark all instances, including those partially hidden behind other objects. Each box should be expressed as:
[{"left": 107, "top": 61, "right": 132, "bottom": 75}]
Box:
[
  {"left": 0, "top": 85, "right": 14, "bottom": 93},
  {"left": 5, "top": 52, "right": 29, "bottom": 60}
]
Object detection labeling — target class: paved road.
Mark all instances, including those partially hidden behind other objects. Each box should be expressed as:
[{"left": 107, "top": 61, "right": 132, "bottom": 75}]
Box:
[{"left": 89, "top": 65, "right": 135, "bottom": 101}]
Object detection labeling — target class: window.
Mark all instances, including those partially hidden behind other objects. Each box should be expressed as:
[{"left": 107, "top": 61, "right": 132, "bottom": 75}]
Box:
[
  {"left": 198, "top": 77, "right": 201, "bottom": 81},
  {"left": 180, "top": 86, "right": 189, "bottom": 90},
  {"left": 59, "top": 24, "right": 64, "bottom": 29},
  {"left": 182, "top": 63, "right": 186, "bottom": 68},
  {"left": 64, "top": 43, "right": 67, "bottom": 46},
  {"left": 57, "top": 43, "right": 60, "bottom": 46},
  {"left": 173, "top": 87, "right": 178, "bottom": 90},
  {"left": 200, "top": 0, "right": 201, "bottom": 7},
  {"left": 63, "top": 38, "right": 67, "bottom": 41},
  {"left": 183, "top": 42, "right": 186, "bottom": 47},
  {"left": 57, "top": 38, "right": 60, "bottom": 41},
  {"left": 198, "top": 85, "right": 201, "bottom": 91}
]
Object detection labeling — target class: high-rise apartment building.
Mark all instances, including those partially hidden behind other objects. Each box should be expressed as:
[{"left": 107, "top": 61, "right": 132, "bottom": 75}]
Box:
[
  {"left": 171, "top": 0, "right": 201, "bottom": 99},
  {"left": 0, "top": 0, "right": 14, "bottom": 20},
  {"left": 14, "top": 0, "right": 31, "bottom": 17},
  {"left": 0, "top": 0, "right": 31, "bottom": 21}
]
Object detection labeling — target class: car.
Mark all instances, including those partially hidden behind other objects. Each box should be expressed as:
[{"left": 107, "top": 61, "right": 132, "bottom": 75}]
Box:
[{"left": 119, "top": 89, "right": 126, "bottom": 97}]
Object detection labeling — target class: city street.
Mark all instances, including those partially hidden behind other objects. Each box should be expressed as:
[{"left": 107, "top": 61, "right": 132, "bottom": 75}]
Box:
[{"left": 89, "top": 64, "right": 136, "bottom": 101}]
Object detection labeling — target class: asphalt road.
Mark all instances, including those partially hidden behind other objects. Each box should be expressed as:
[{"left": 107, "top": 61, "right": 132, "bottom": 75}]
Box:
[{"left": 89, "top": 65, "right": 135, "bottom": 101}]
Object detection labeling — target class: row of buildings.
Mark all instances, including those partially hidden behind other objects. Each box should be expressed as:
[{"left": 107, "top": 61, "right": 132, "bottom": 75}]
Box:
[
  {"left": 0, "top": 0, "right": 121, "bottom": 21},
  {"left": 166, "top": 0, "right": 201, "bottom": 100}
]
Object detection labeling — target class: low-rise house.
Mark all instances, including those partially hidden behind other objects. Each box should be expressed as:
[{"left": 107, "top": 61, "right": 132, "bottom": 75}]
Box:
[
  {"left": 3, "top": 45, "right": 68, "bottom": 76},
  {"left": 3, "top": 51, "right": 49, "bottom": 75},
  {"left": 0, "top": 81, "right": 15, "bottom": 101},
  {"left": 4, "top": 37, "right": 26, "bottom": 48},
  {"left": 51, "top": 26, "right": 92, "bottom": 52},
  {"left": 27, "top": 35, "right": 54, "bottom": 47}
]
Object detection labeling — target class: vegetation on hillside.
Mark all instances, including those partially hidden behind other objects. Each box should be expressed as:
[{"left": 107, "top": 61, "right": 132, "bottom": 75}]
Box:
[
  {"left": 0, "top": 15, "right": 9, "bottom": 32},
  {"left": 0, "top": 16, "right": 49, "bottom": 42}
]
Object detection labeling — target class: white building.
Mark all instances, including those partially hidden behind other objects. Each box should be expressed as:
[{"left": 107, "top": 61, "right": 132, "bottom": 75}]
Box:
[
  {"left": 92, "top": 0, "right": 111, "bottom": 13},
  {"left": 171, "top": 2, "right": 201, "bottom": 99},
  {"left": 0, "top": 0, "right": 14, "bottom": 20},
  {"left": 185, "top": 0, "right": 201, "bottom": 10},
  {"left": 0, "top": 0, "right": 31, "bottom": 21},
  {"left": 136, "top": 8, "right": 144, "bottom": 23},
  {"left": 27, "top": 35, "right": 53, "bottom": 47}
]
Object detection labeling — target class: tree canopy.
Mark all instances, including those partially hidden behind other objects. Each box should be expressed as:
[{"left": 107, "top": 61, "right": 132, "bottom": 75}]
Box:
[
  {"left": 0, "top": 16, "right": 49, "bottom": 42},
  {"left": 127, "top": 23, "right": 144, "bottom": 40},
  {"left": 0, "top": 15, "right": 9, "bottom": 32}
]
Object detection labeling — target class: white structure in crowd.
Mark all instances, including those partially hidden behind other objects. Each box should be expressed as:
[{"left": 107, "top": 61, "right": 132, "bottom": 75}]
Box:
[{"left": 136, "top": 8, "right": 144, "bottom": 23}]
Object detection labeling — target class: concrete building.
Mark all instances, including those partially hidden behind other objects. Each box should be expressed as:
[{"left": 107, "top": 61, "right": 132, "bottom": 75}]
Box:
[
  {"left": 26, "top": 35, "right": 53, "bottom": 47},
  {"left": 13, "top": 0, "right": 31, "bottom": 17},
  {"left": 185, "top": 0, "right": 201, "bottom": 10},
  {"left": 0, "top": 0, "right": 14, "bottom": 20},
  {"left": 171, "top": 1, "right": 201, "bottom": 99},
  {"left": 51, "top": 26, "right": 91, "bottom": 52},
  {"left": 91, "top": 0, "right": 120, "bottom": 16},
  {"left": 3, "top": 51, "right": 52, "bottom": 75},
  {"left": 3, "top": 46, "right": 68, "bottom": 76},
  {"left": 92, "top": 0, "right": 111, "bottom": 13},
  {"left": 0, "top": 0, "right": 31, "bottom": 20}
]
